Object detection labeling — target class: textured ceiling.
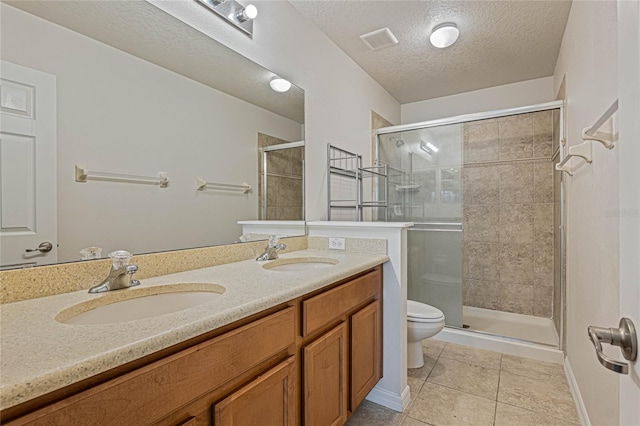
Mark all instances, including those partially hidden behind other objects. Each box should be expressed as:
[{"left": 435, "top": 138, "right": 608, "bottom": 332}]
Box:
[
  {"left": 290, "top": 0, "right": 572, "bottom": 104},
  {"left": 5, "top": 1, "right": 305, "bottom": 124}
]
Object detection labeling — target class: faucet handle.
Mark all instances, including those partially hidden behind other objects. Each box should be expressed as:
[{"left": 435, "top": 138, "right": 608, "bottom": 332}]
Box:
[
  {"left": 268, "top": 235, "right": 280, "bottom": 248},
  {"left": 109, "top": 250, "right": 133, "bottom": 269}
]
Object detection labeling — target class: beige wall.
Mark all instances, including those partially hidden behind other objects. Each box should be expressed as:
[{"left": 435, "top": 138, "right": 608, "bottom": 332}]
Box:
[
  {"left": 462, "top": 111, "right": 557, "bottom": 317},
  {"left": 553, "top": 1, "right": 620, "bottom": 425},
  {"left": 401, "top": 77, "right": 555, "bottom": 124},
  {"left": 148, "top": 0, "right": 401, "bottom": 221}
]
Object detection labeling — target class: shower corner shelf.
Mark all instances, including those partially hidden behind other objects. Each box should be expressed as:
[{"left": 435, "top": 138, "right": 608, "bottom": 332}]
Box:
[{"left": 327, "top": 143, "right": 388, "bottom": 221}]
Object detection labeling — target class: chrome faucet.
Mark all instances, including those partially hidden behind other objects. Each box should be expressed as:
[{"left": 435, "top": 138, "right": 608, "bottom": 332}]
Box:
[
  {"left": 88, "top": 250, "right": 140, "bottom": 293},
  {"left": 256, "top": 236, "right": 286, "bottom": 261}
]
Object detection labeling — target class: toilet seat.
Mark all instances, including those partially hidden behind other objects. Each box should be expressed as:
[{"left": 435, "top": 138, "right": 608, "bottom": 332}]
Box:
[{"left": 407, "top": 300, "right": 444, "bottom": 323}]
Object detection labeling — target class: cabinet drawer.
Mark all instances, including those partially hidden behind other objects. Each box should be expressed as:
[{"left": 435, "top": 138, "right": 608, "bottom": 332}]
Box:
[
  {"left": 214, "top": 357, "right": 296, "bottom": 426},
  {"left": 302, "top": 269, "right": 380, "bottom": 336},
  {"left": 11, "top": 307, "right": 295, "bottom": 426}
]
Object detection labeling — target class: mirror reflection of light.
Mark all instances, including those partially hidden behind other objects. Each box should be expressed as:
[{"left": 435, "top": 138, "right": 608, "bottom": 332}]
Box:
[
  {"left": 270, "top": 78, "right": 292, "bottom": 93},
  {"left": 420, "top": 140, "right": 439, "bottom": 154}
]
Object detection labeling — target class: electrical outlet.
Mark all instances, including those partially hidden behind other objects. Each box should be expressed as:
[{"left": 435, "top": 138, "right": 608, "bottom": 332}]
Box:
[{"left": 328, "top": 237, "right": 346, "bottom": 250}]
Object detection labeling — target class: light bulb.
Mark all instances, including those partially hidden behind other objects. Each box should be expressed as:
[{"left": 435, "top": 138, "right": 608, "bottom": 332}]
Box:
[{"left": 237, "top": 4, "right": 257, "bottom": 22}]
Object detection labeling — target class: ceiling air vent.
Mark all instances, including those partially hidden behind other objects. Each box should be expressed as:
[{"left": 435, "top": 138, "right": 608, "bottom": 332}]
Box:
[{"left": 359, "top": 27, "right": 398, "bottom": 51}]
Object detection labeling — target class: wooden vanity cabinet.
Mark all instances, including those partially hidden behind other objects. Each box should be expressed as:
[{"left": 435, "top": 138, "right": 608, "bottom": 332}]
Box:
[
  {"left": 4, "top": 265, "right": 383, "bottom": 426},
  {"left": 301, "top": 267, "right": 383, "bottom": 425}
]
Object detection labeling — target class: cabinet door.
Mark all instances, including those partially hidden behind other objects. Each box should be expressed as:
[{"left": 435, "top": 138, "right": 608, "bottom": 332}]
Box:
[
  {"left": 350, "top": 300, "right": 382, "bottom": 409},
  {"left": 214, "top": 357, "right": 296, "bottom": 426},
  {"left": 303, "top": 323, "right": 348, "bottom": 426}
]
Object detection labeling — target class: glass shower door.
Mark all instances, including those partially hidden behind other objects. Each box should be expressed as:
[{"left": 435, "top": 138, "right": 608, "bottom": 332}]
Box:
[{"left": 378, "top": 123, "right": 464, "bottom": 327}]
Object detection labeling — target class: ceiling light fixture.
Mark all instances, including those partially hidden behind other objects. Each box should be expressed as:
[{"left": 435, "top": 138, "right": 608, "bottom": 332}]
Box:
[
  {"left": 430, "top": 23, "right": 459, "bottom": 48},
  {"left": 270, "top": 78, "right": 292, "bottom": 93}
]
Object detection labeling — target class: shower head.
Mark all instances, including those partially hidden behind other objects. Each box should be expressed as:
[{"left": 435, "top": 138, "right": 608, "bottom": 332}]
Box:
[{"left": 389, "top": 136, "right": 405, "bottom": 147}]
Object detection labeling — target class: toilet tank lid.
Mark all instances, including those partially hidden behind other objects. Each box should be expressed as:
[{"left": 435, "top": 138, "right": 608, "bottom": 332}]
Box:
[{"left": 407, "top": 300, "right": 444, "bottom": 320}]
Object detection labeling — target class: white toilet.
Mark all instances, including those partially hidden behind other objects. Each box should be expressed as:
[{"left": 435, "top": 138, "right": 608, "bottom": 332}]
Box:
[{"left": 407, "top": 300, "right": 445, "bottom": 369}]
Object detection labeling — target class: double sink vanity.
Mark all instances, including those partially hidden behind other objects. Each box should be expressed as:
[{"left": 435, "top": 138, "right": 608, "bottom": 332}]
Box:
[{"left": 0, "top": 244, "right": 389, "bottom": 425}]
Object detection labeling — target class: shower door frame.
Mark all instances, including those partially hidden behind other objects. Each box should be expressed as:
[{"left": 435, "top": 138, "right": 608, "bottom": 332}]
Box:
[{"left": 375, "top": 100, "right": 566, "bottom": 350}]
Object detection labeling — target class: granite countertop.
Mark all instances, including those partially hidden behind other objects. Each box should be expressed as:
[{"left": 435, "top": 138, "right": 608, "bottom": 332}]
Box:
[{"left": 0, "top": 249, "right": 388, "bottom": 411}]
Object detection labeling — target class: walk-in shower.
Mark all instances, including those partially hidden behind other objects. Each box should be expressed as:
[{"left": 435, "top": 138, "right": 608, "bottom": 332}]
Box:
[{"left": 376, "top": 102, "right": 564, "bottom": 349}]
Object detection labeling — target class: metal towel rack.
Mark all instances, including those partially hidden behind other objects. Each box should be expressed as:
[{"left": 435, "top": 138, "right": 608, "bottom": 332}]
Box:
[
  {"left": 196, "top": 178, "right": 251, "bottom": 193},
  {"left": 75, "top": 164, "right": 169, "bottom": 187},
  {"left": 556, "top": 100, "right": 618, "bottom": 176}
]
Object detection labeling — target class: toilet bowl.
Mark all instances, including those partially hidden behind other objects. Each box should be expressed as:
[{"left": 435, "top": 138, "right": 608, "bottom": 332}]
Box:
[{"left": 407, "top": 300, "right": 445, "bottom": 369}]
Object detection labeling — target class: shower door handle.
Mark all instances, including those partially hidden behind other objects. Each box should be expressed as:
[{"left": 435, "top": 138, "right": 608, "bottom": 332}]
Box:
[{"left": 587, "top": 318, "right": 637, "bottom": 374}]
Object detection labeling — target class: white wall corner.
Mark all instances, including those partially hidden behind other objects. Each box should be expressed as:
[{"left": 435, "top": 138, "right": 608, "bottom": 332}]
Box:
[{"left": 564, "top": 356, "right": 591, "bottom": 426}]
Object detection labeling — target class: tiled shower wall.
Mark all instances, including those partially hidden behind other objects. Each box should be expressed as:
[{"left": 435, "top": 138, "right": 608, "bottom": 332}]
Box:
[
  {"left": 257, "top": 133, "right": 304, "bottom": 220},
  {"left": 462, "top": 110, "right": 559, "bottom": 317}
]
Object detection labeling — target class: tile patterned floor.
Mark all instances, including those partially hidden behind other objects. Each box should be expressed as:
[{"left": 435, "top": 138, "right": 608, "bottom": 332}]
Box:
[{"left": 346, "top": 340, "right": 580, "bottom": 426}]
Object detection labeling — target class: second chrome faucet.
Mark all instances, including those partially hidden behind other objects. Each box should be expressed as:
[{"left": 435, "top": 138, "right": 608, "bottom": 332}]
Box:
[{"left": 256, "top": 236, "right": 286, "bottom": 261}]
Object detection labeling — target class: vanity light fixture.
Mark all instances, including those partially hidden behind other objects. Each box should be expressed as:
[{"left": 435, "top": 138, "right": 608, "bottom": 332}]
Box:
[
  {"left": 195, "top": 0, "right": 257, "bottom": 37},
  {"left": 420, "top": 140, "right": 439, "bottom": 154},
  {"left": 430, "top": 23, "right": 459, "bottom": 48},
  {"left": 270, "top": 77, "right": 292, "bottom": 93}
]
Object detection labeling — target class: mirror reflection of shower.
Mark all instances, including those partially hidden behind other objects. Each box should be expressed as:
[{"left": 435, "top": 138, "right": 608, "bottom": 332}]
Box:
[{"left": 258, "top": 133, "right": 305, "bottom": 221}]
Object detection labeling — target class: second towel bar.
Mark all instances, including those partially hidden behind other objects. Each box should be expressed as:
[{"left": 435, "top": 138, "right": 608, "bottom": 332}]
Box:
[{"left": 196, "top": 178, "right": 251, "bottom": 193}]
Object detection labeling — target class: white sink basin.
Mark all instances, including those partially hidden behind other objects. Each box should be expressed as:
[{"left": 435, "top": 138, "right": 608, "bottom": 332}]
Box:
[
  {"left": 262, "top": 257, "right": 338, "bottom": 272},
  {"left": 57, "top": 283, "right": 226, "bottom": 325}
]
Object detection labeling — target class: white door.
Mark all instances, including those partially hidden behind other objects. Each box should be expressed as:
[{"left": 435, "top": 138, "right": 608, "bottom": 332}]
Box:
[
  {"left": 618, "top": 1, "right": 640, "bottom": 424},
  {"left": 0, "top": 61, "right": 57, "bottom": 269}
]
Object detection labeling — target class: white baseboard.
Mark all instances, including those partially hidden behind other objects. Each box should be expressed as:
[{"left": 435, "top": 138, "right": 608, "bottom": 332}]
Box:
[
  {"left": 365, "top": 384, "right": 410, "bottom": 412},
  {"left": 564, "top": 356, "right": 590, "bottom": 426}
]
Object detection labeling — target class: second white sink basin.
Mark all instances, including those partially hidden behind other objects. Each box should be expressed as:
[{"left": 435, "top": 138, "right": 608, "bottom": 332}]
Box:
[
  {"left": 57, "top": 283, "right": 226, "bottom": 325},
  {"left": 262, "top": 257, "right": 339, "bottom": 272}
]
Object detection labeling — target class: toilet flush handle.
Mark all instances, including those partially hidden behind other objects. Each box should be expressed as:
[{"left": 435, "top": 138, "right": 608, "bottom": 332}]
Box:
[{"left": 587, "top": 318, "right": 637, "bottom": 374}]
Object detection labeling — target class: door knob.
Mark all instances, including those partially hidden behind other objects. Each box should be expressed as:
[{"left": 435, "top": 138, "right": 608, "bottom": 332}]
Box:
[
  {"left": 25, "top": 242, "right": 53, "bottom": 254},
  {"left": 588, "top": 318, "right": 637, "bottom": 374}
]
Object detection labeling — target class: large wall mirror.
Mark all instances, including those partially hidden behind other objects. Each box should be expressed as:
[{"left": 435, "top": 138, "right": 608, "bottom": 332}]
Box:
[{"left": 0, "top": 1, "right": 305, "bottom": 269}]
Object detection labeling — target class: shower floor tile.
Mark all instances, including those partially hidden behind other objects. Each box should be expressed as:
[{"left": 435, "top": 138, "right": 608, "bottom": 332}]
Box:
[{"left": 347, "top": 340, "right": 579, "bottom": 426}]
